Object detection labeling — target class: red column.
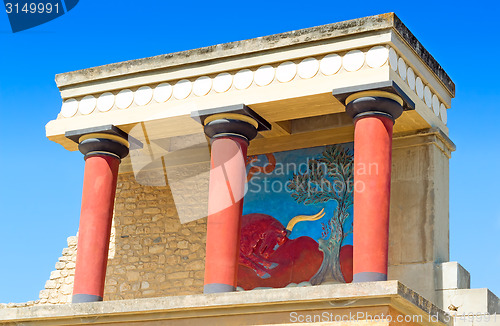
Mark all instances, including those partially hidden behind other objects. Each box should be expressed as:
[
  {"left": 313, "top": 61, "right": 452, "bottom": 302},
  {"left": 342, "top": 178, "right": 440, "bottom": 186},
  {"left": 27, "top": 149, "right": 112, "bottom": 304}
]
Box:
[
  {"left": 66, "top": 128, "right": 131, "bottom": 303},
  {"left": 73, "top": 154, "right": 120, "bottom": 302},
  {"left": 352, "top": 115, "right": 394, "bottom": 282},
  {"left": 204, "top": 136, "right": 248, "bottom": 293},
  {"left": 345, "top": 93, "right": 403, "bottom": 283},
  {"left": 192, "top": 106, "right": 269, "bottom": 293}
]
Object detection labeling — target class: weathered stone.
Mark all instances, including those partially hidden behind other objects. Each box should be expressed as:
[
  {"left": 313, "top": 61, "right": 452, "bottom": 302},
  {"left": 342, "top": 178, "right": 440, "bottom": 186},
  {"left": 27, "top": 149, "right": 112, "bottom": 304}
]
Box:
[
  {"left": 66, "top": 236, "right": 78, "bottom": 248},
  {"left": 48, "top": 297, "right": 59, "bottom": 304},
  {"left": 190, "top": 260, "right": 205, "bottom": 271},
  {"left": 54, "top": 262, "right": 65, "bottom": 270},
  {"left": 131, "top": 282, "right": 140, "bottom": 291},
  {"left": 49, "top": 271, "right": 61, "bottom": 280},
  {"left": 144, "top": 208, "right": 161, "bottom": 215},
  {"left": 106, "top": 285, "right": 117, "bottom": 294},
  {"left": 190, "top": 243, "right": 201, "bottom": 252},
  {"left": 122, "top": 217, "right": 135, "bottom": 225},
  {"left": 59, "top": 284, "right": 72, "bottom": 295},
  {"left": 151, "top": 214, "right": 162, "bottom": 222},
  {"left": 126, "top": 271, "right": 140, "bottom": 282},
  {"left": 148, "top": 244, "right": 165, "bottom": 254},
  {"left": 39, "top": 290, "right": 49, "bottom": 299},
  {"left": 106, "top": 278, "right": 118, "bottom": 286},
  {"left": 45, "top": 280, "right": 57, "bottom": 289},
  {"left": 61, "top": 248, "right": 72, "bottom": 256},
  {"left": 119, "top": 283, "right": 131, "bottom": 292},
  {"left": 167, "top": 271, "right": 189, "bottom": 280}
]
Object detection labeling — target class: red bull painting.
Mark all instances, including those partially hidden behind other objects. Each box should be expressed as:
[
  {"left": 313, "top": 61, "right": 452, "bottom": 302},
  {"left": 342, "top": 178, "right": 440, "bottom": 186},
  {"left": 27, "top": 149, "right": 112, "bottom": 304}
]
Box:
[{"left": 238, "top": 143, "right": 354, "bottom": 290}]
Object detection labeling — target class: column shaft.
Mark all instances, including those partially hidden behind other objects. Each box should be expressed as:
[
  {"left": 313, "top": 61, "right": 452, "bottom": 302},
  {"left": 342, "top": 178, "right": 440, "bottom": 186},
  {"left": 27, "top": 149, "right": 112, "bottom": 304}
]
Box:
[
  {"left": 73, "top": 154, "right": 120, "bottom": 302},
  {"left": 204, "top": 136, "right": 248, "bottom": 293},
  {"left": 352, "top": 115, "right": 394, "bottom": 282}
]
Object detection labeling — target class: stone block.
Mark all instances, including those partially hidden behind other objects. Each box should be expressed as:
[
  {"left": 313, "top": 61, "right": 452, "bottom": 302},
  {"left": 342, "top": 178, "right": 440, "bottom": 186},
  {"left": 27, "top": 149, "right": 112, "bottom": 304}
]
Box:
[
  {"left": 439, "top": 288, "right": 500, "bottom": 315},
  {"left": 388, "top": 262, "right": 436, "bottom": 304},
  {"left": 45, "top": 280, "right": 57, "bottom": 289},
  {"left": 38, "top": 290, "right": 49, "bottom": 299},
  {"left": 177, "top": 240, "right": 189, "bottom": 249},
  {"left": 126, "top": 271, "right": 140, "bottom": 281},
  {"left": 148, "top": 244, "right": 165, "bottom": 254},
  {"left": 54, "top": 262, "right": 65, "bottom": 270},
  {"left": 435, "top": 261, "right": 470, "bottom": 290},
  {"left": 49, "top": 270, "right": 61, "bottom": 280},
  {"left": 67, "top": 236, "right": 78, "bottom": 248},
  {"left": 59, "top": 284, "right": 72, "bottom": 295},
  {"left": 61, "top": 248, "right": 72, "bottom": 256}
]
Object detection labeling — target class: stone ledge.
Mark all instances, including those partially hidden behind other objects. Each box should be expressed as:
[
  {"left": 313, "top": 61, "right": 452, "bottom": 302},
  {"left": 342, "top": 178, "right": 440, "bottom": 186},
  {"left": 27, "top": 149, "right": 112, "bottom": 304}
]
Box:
[
  {"left": 54, "top": 13, "right": 454, "bottom": 96},
  {"left": 0, "top": 281, "right": 450, "bottom": 325}
]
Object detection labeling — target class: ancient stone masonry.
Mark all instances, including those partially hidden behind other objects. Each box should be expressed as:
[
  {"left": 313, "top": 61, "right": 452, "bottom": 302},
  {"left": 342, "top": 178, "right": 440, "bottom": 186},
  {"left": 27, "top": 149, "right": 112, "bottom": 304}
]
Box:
[
  {"left": 104, "top": 172, "right": 206, "bottom": 300},
  {"left": 35, "top": 172, "right": 207, "bottom": 304},
  {"left": 38, "top": 235, "right": 78, "bottom": 304}
]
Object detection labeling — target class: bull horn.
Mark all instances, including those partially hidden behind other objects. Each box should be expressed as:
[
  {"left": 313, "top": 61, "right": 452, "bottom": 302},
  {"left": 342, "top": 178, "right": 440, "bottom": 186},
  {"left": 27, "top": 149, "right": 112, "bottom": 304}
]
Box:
[{"left": 286, "top": 208, "right": 326, "bottom": 231}]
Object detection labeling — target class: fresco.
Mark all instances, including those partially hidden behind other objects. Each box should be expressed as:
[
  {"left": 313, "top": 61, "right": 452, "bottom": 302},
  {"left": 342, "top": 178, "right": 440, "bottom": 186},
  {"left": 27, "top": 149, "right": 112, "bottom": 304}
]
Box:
[{"left": 238, "top": 143, "right": 354, "bottom": 290}]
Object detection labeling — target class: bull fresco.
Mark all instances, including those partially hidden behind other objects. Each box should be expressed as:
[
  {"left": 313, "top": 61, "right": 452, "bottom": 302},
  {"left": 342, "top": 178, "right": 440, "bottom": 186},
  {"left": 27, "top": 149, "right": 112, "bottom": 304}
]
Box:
[{"left": 238, "top": 143, "right": 354, "bottom": 290}]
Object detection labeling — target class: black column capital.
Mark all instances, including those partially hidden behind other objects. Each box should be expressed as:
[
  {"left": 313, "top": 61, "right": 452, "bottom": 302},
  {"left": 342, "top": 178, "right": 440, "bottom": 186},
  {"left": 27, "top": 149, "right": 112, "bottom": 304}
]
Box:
[
  {"left": 191, "top": 104, "right": 271, "bottom": 141},
  {"left": 65, "top": 125, "right": 142, "bottom": 160},
  {"left": 345, "top": 91, "right": 404, "bottom": 123}
]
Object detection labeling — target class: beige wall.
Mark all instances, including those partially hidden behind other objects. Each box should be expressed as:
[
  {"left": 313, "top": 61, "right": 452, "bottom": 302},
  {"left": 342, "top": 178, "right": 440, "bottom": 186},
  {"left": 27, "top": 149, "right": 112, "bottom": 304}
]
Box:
[
  {"left": 390, "top": 130, "right": 451, "bottom": 265},
  {"left": 105, "top": 172, "right": 206, "bottom": 300},
  {"left": 388, "top": 129, "right": 453, "bottom": 303}
]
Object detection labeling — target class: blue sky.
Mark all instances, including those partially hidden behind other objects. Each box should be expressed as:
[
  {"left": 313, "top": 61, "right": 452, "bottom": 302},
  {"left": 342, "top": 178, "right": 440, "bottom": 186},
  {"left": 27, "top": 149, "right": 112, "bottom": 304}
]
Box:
[{"left": 0, "top": 1, "right": 499, "bottom": 303}]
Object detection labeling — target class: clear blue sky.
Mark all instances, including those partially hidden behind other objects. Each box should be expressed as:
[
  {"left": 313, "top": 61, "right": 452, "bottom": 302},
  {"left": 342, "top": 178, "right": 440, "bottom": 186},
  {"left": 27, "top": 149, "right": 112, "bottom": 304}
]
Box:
[{"left": 0, "top": 1, "right": 499, "bottom": 303}]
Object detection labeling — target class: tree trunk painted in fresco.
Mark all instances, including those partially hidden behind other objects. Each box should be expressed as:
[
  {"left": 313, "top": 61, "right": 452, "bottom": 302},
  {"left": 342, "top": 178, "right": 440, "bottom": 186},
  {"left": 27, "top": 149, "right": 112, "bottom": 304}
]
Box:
[{"left": 287, "top": 145, "right": 354, "bottom": 285}]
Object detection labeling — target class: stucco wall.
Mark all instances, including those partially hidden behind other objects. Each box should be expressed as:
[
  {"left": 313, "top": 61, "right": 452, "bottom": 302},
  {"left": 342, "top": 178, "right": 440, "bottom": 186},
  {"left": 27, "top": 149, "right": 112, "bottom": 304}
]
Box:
[{"left": 387, "top": 130, "right": 453, "bottom": 303}]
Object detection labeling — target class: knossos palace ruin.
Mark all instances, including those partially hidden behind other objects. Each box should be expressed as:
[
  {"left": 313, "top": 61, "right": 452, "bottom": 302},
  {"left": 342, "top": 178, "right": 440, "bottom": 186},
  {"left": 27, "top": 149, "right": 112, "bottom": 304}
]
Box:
[{"left": 1, "top": 12, "right": 499, "bottom": 326}]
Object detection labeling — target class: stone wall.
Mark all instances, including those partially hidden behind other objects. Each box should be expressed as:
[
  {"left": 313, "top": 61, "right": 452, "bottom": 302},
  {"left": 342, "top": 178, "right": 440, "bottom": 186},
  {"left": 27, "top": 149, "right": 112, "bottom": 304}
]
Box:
[
  {"left": 38, "top": 235, "right": 78, "bottom": 304},
  {"left": 105, "top": 172, "right": 206, "bottom": 300},
  {"left": 36, "top": 171, "right": 207, "bottom": 304}
]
